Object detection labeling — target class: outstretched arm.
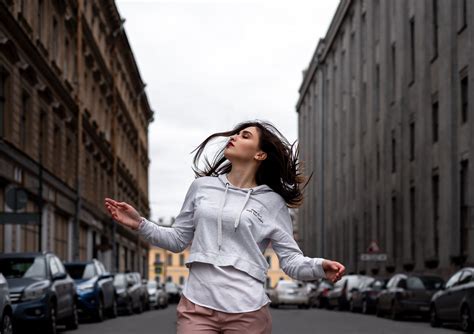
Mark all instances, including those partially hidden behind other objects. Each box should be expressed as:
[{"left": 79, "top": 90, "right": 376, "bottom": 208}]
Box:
[
  {"left": 270, "top": 204, "right": 345, "bottom": 283},
  {"left": 104, "top": 179, "right": 198, "bottom": 253}
]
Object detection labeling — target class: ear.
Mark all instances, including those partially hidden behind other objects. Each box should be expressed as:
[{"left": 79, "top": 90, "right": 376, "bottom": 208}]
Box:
[{"left": 255, "top": 151, "right": 267, "bottom": 161}]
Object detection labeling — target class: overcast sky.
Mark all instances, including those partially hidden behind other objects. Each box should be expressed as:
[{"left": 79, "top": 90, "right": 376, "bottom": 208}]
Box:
[{"left": 115, "top": 0, "right": 339, "bottom": 222}]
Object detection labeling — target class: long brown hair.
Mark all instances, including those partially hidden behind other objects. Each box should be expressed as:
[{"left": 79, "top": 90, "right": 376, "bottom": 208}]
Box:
[{"left": 190, "top": 120, "right": 313, "bottom": 208}]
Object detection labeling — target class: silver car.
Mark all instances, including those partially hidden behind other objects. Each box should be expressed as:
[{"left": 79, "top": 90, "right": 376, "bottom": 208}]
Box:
[
  {"left": 0, "top": 273, "right": 13, "bottom": 334},
  {"left": 271, "top": 280, "right": 310, "bottom": 309}
]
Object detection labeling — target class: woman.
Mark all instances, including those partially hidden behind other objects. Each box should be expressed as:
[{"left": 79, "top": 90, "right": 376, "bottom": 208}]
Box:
[{"left": 105, "top": 120, "right": 345, "bottom": 333}]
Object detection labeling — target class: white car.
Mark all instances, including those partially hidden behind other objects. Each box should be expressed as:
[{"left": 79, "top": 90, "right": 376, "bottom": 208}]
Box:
[{"left": 270, "top": 280, "right": 310, "bottom": 309}]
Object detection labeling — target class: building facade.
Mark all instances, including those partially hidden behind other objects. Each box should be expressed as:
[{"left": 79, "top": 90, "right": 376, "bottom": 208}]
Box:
[
  {"left": 297, "top": 0, "right": 473, "bottom": 279},
  {"left": 0, "top": 0, "right": 153, "bottom": 275}
]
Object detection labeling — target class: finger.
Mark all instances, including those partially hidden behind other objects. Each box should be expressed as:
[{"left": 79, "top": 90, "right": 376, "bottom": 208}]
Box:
[{"left": 105, "top": 198, "right": 119, "bottom": 207}]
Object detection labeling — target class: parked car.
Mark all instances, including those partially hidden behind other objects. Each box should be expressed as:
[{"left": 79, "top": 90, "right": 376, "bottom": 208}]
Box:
[
  {"left": 0, "top": 273, "right": 13, "bottom": 334},
  {"left": 147, "top": 281, "right": 168, "bottom": 309},
  {"left": 165, "top": 282, "right": 182, "bottom": 304},
  {"left": 327, "top": 274, "right": 372, "bottom": 311},
  {"left": 312, "top": 279, "right": 334, "bottom": 309},
  {"left": 127, "top": 272, "right": 148, "bottom": 311},
  {"left": 376, "top": 273, "right": 444, "bottom": 320},
  {"left": 64, "top": 259, "right": 116, "bottom": 321},
  {"left": 351, "top": 277, "right": 389, "bottom": 314},
  {"left": 113, "top": 273, "right": 142, "bottom": 315},
  {"left": 0, "top": 252, "right": 78, "bottom": 333},
  {"left": 270, "top": 280, "right": 310, "bottom": 309},
  {"left": 156, "top": 283, "right": 169, "bottom": 309},
  {"left": 430, "top": 267, "right": 474, "bottom": 332}
]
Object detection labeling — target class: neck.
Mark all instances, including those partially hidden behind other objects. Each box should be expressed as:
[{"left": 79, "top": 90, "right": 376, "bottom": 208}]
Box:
[{"left": 227, "top": 165, "right": 258, "bottom": 188}]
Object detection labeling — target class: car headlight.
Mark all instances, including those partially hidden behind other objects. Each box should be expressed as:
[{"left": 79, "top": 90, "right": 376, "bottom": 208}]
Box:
[
  {"left": 77, "top": 283, "right": 95, "bottom": 293},
  {"left": 22, "top": 281, "right": 49, "bottom": 301}
]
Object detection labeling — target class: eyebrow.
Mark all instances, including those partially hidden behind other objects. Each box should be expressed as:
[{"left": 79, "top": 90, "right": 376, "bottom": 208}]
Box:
[{"left": 239, "top": 130, "right": 253, "bottom": 136}]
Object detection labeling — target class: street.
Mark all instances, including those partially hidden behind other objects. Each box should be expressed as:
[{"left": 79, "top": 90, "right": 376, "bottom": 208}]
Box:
[{"left": 59, "top": 303, "right": 463, "bottom": 334}]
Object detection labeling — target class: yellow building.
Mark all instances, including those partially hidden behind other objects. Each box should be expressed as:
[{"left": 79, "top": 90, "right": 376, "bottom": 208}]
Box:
[{"left": 148, "top": 245, "right": 291, "bottom": 288}]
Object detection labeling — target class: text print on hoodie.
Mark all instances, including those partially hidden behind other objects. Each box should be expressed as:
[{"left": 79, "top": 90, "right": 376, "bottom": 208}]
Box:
[{"left": 137, "top": 173, "right": 327, "bottom": 283}]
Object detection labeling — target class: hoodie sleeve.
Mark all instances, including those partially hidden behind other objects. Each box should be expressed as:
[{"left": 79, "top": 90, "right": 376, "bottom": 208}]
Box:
[
  {"left": 137, "top": 179, "right": 198, "bottom": 253},
  {"left": 270, "top": 203, "right": 327, "bottom": 281}
]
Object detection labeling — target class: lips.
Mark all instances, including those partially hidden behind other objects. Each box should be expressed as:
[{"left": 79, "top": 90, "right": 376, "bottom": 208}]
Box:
[{"left": 226, "top": 142, "right": 234, "bottom": 148}]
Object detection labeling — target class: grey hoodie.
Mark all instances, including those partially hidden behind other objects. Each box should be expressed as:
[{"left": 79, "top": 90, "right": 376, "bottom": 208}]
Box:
[{"left": 137, "top": 173, "right": 327, "bottom": 283}]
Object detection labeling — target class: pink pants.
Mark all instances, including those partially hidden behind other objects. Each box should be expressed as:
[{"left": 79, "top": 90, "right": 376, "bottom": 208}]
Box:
[{"left": 176, "top": 295, "right": 272, "bottom": 334}]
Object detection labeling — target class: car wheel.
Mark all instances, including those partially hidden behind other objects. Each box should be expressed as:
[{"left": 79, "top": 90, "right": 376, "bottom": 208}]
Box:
[
  {"left": 461, "top": 305, "right": 474, "bottom": 332},
  {"left": 349, "top": 299, "right": 355, "bottom": 312},
  {"left": 109, "top": 297, "right": 118, "bottom": 318},
  {"left": 429, "top": 304, "right": 441, "bottom": 328},
  {"left": 136, "top": 300, "right": 143, "bottom": 314},
  {"left": 95, "top": 296, "right": 104, "bottom": 322},
  {"left": 45, "top": 302, "right": 57, "bottom": 334},
  {"left": 375, "top": 302, "right": 383, "bottom": 318},
  {"left": 65, "top": 300, "right": 79, "bottom": 330},
  {"left": 1, "top": 312, "right": 13, "bottom": 334},
  {"left": 390, "top": 300, "right": 400, "bottom": 321},
  {"left": 126, "top": 298, "right": 134, "bottom": 315},
  {"left": 362, "top": 299, "right": 368, "bottom": 314}
]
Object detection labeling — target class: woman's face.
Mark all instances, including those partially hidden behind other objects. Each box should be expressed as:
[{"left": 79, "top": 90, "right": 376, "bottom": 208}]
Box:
[{"left": 224, "top": 126, "right": 265, "bottom": 162}]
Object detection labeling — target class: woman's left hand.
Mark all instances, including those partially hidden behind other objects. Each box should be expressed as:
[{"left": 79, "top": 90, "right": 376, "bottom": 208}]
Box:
[{"left": 322, "top": 260, "right": 345, "bottom": 283}]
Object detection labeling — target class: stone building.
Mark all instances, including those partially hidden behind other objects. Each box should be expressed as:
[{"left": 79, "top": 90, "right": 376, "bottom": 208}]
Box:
[
  {"left": 0, "top": 0, "right": 153, "bottom": 275},
  {"left": 297, "top": 0, "right": 472, "bottom": 278}
]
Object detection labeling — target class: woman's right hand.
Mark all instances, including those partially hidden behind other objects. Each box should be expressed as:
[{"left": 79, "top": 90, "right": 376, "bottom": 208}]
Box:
[{"left": 104, "top": 198, "right": 141, "bottom": 230}]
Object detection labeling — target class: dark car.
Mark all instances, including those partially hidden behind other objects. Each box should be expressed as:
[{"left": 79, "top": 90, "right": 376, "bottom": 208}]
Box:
[
  {"left": 351, "top": 277, "right": 388, "bottom": 314},
  {"left": 113, "top": 273, "right": 142, "bottom": 314},
  {"left": 165, "top": 282, "right": 182, "bottom": 304},
  {"left": 64, "top": 259, "right": 116, "bottom": 322},
  {"left": 430, "top": 267, "right": 474, "bottom": 332},
  {"left": 312, "top": 279, "right": 334, "bottom": 309},
  {"left": 0, "top": 252, "right": 78, "bottom": 334},
  {"left": 376, "top": 273, "right": 444, "bottom": 320},
  {"left": 327, "top": 275, "right": 372, "bottom": 311},
  {"left": 0, "top": 273, "right": 13, "bottom": 334}
]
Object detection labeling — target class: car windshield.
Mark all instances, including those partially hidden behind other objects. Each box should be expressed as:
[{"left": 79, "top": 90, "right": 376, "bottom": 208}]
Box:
[
  {"left": 408, "top": 276, "right": 444, "bottom": 290},
  {"left": 114, "top": 274, "right": 126, "bottom": 287},
  {"left": 64, "top": 263, "right": 95, "bottom": 279},
  {"left": 147, "top": 281, "right": 157, "bottom": 289},
  {"left": 0, "top": 257, "right": 46, "bottom": 279}
]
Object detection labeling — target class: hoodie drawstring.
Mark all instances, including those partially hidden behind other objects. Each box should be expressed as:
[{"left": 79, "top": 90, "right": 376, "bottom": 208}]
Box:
[{"left": 217, "top": 182, "right": 253, "bottom": 251}]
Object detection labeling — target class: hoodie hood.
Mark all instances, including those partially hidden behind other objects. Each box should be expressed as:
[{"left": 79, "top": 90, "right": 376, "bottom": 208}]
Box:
[{"left": 216, "top": 173, "right": 273, "bottom": 250}]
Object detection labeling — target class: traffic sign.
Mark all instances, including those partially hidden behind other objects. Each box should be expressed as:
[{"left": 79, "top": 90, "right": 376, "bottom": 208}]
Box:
[{"left": 360, "top": 253, "right": 387, "bottom": 261}]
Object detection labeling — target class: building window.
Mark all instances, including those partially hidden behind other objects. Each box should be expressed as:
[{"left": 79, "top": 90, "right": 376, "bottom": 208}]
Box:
[
  {"left": 54, "top": 214, "right": 68, "bottom": 260},
  {"left": 432, "top": 174, "right": 439, "bottom": 257},
  {"left": 179, "top": 254, "right": 185, "bottom": 266},
  {"left": 391, "top": 130, "right": 396, "bottom": 173},
  {"left": 375, "top": 64, "right": 380, "bottom": 118},
  {"left": 409, "top": 186, "right": 415, "bottom": 259},
  {"left": 409, "top": 121, "right": 415, "bottom": 161},
  {"left": 52, "top": 17, "right": 58, "bottom": 62},
  {"left": 459, "top": 0, "right": 468, "bottom": 31},
  {"left": 461, "top": 75, "right": 468, "bottom": 123},
  {"left": 0, "top": 68, "right": 8, "bottom": 138},
  {"left": 20, "top": 92, "right": 30, "bottom": 150},
  {"left": 392, "top": 195, "right": 397, "bottom": 261},
  {"left": 432, "top": 0, "right": 438, "bottom": 59},
  {"left": 154, "top": 253, "right": 161, "bottom": 264},
  {"left": 37, "top": 0, "right": 44, "bottom": 41},
  {"left": 52, "top": 124, "right": 62, "bottom": 176},
  {"left": 409, "top": 18, "right": 415, "bottom": 84},
  {"left": 391, "top": 43, "right": 397, "bottom": 102},
  {"left": 167, "top": 254, "right": 172, "bottom": 266},
  {"left": 79, "top": 224, "right": 88, "bottom": 261},
  {"left": 432, "top": 100, "right": 439, "bottom": 143},
  {"left": 460, "top": 160, "right": 469, "bottom": 257},
  {"left": 179, "top": 276, "right": 185, "bottom": 285}
]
